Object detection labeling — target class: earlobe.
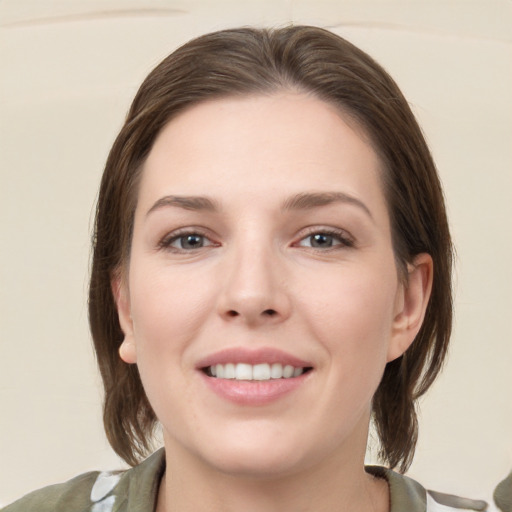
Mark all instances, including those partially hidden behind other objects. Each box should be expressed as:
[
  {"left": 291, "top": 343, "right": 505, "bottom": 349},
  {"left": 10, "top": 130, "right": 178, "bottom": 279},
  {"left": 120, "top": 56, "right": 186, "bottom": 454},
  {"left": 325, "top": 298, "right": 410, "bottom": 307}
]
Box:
[
  {"left": 111, "top": 273, "right": 137, "bottom": 364},
  {"left": 119, "top": 336, "right": 137, "bottom": 364},
  {"left": 387, "top": 253, "right": 433, "bottom": 362}
]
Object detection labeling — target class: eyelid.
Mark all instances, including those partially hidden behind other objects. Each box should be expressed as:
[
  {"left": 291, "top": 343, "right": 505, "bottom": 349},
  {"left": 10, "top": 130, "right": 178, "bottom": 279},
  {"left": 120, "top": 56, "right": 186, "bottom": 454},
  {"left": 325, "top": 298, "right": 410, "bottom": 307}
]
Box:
[
  {"left": 293, "top": 226, "right": 355, "bottom": 249},
  {"left": 157, "top": 227, "right": 219, "bottom": 252}
]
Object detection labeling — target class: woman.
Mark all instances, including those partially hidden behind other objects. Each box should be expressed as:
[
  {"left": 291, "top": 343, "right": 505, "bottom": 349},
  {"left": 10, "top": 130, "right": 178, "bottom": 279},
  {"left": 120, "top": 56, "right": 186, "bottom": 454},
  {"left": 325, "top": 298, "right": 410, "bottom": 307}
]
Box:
[{"left": 3, "top": 26, "right": 488, "bottom": 512}]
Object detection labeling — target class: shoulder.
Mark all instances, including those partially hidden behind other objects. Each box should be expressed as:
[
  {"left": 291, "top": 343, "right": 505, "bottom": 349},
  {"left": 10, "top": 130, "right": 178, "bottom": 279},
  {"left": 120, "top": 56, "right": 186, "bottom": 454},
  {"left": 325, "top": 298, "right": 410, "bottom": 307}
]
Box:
[
  {"left": 494, "top": 471, "right": 512, "bottom": 512},
  {"left": 1, "top": 470, "right": 101, "bottom": 512},
  {"left": 366, "top": 466, "right": 489, "bottom": 512},
  {"left": 2, "top": 449, "right": 166, "bottom": 512}
]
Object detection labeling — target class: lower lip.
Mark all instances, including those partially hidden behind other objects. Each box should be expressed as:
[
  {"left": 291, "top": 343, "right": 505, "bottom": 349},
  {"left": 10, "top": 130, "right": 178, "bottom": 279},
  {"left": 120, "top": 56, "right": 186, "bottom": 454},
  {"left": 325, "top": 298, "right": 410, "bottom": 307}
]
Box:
[{"left": 200, "top": 371, "right": 310, "bottom": 405}]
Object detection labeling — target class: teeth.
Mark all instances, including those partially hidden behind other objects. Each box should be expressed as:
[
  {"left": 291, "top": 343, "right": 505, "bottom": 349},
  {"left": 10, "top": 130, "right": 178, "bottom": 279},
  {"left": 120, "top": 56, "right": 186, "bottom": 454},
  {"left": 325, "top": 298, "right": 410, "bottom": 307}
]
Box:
[
  {"left": 253, "top": 363, "right": 271, "bottom": 380},
  {"left": 270, "top": 363, "right": 283, "bottom": 379},
  {"left": 283, "top": 365, "right": 294, "bottom": 378},
  {"left": 224, "top": 363, "right": 236, "bottom": 379},
  {"left": 236, "top": 363, "right": 252, "bottom": 380},
  {"left": 207, "top": 363, "right": 306, "bottom": 381}
]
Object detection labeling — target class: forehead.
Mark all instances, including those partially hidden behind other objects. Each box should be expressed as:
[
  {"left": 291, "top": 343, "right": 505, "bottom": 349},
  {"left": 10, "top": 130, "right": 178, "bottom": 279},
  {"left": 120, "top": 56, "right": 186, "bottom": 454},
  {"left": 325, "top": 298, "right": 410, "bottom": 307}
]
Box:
[{"left": 137, "top": 93, "right": 387, "bottom": 218}]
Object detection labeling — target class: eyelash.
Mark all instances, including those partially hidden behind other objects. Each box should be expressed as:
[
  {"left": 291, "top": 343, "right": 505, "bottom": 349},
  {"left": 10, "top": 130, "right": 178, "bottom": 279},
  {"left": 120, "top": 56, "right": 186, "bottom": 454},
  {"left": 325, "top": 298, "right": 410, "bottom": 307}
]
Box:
[
  {"left": 157, "top": 227, "right": 355, "bottom": 253},
  {"left": 158, "top": 228, "right": 217, "bottom": 253},
  {"left": 294, "top": 227, "right": 355, "bottom": 250}
]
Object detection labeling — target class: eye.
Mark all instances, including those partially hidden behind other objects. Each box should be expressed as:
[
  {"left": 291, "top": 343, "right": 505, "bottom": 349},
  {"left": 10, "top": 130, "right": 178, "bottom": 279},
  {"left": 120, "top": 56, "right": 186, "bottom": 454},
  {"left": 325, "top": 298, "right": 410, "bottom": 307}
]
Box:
[
  {"left": 174, "top": 234, "right": 209, "bottom": 249},
  {"left": 296, "top": 230, "right": 354, "bottom": 249},
  {"left": 159, "top": 231, "right": 216, "bottom": 251}
]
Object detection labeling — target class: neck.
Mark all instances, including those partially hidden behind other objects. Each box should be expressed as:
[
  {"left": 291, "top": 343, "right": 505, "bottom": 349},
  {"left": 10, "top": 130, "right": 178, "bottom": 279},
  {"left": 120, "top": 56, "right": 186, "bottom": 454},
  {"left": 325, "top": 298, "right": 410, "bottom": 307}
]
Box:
[{"left": 156, "top": 424, "right": 389, "bottom": 512}]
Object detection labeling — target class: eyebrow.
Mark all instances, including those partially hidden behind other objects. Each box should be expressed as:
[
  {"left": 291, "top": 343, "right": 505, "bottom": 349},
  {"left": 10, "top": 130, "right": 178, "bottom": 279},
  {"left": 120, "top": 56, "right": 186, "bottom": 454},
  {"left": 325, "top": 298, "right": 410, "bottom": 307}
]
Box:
[
  {"left": 146, "top": 191, "right": 373, "bottom": 220},
  {"left": 282, "top": 192, "right": 373, "bottom": 220},
  {"left": 146, "top": 195, "right": 219, "bottom": 216}
]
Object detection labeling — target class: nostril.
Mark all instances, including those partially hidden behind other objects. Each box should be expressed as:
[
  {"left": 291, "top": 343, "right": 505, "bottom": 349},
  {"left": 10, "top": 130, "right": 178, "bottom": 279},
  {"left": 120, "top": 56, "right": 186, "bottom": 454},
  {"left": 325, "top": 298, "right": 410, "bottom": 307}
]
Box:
[{"left": 223, "top": 308, "right": 279, "bottom": 320}]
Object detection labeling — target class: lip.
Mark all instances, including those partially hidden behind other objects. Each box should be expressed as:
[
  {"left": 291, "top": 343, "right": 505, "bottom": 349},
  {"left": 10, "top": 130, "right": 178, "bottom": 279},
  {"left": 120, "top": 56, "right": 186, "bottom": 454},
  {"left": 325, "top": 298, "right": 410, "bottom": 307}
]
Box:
[
  {"left": 200, "top": 372, "right": 310, "bottom": 405},
  {"left": 196, "top": 347, "right": 312, "bottom": 369},
  {"left": 196, "top": 347, "right": 313, "bottom": 406}
]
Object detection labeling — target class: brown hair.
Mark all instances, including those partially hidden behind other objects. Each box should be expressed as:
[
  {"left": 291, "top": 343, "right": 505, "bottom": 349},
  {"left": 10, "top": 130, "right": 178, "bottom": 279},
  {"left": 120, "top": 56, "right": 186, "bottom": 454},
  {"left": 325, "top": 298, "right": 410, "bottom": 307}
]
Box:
[{"left": 89, "top": 26, "right": 453, "bottom": 472}]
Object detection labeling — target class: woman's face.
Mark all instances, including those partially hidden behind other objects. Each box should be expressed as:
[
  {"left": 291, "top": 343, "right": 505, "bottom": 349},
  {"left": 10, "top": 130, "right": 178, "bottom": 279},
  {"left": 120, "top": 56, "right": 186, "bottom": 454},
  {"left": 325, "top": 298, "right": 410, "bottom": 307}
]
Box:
[{"left": 116, "top": 93, "right": 428, "bottom": 478}]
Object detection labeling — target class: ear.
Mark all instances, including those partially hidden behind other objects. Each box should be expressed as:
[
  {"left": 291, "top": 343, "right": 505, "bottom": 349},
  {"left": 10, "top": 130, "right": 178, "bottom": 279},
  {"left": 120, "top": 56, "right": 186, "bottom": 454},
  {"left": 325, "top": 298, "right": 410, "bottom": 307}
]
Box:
[
  {"left": 111, "top": 273, "right": 137, "bottom": 364},
  {"left": 387, "top": 253, "right": 433, "bottom": 362}
]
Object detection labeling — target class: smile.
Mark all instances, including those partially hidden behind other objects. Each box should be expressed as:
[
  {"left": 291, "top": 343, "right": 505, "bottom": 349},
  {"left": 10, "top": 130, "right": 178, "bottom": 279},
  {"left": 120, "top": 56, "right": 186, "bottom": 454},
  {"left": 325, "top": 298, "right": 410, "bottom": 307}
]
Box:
[
  {"left": 205, "top": 363, "right": 310, "bottom": 380},
  {"left": 197, "top": 348, "right": 313, "bottom": 404}
]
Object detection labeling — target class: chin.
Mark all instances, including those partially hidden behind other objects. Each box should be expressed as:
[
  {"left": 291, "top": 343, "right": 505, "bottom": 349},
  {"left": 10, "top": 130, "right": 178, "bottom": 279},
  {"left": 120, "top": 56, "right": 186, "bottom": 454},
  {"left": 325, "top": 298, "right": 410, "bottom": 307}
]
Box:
[
  {"left": 205, "top": 446, "right": 307, "bottom": 480},
  {"left": 188, "top": 424, "right": 326, "bottom": 480}
]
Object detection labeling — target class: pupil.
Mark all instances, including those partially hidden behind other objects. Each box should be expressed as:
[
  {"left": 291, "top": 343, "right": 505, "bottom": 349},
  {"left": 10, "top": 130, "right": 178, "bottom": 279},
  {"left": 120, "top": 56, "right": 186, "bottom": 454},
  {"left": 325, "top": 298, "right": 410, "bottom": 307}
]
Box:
[
  {"left": 182, "top": 235, "right": 203, "bottom": 248},
  {"left": 311, "top": 233, "right": 332, "bottom": 247}
]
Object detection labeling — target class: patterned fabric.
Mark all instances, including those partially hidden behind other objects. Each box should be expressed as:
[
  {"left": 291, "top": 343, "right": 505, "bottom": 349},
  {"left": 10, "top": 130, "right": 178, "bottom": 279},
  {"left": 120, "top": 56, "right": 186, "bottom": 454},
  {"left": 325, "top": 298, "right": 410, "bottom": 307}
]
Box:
[
  {"left": 1, "top": 449, "right": 164, "bottom": 512},
  {"left": 494, "top": 471, "right": 512, "bottom": 512},
  {"left": 90, "top": 472, "right": 121, "bottom": 511},
  {"left": 2, "top": 449, "right": 488, "bottom": 512}
]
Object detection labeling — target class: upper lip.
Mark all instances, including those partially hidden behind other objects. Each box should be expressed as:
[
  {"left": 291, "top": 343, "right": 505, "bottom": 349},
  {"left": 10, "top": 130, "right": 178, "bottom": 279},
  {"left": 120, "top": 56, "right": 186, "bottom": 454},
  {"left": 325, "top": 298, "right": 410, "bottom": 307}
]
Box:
[{"left": 196, "top": 347, "right": 312, "bottom": 369}]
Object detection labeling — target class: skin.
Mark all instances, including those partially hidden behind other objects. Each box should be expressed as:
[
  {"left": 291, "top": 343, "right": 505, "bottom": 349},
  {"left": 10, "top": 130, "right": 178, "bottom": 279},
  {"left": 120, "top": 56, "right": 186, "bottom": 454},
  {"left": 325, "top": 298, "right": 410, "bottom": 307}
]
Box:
[{"left": 115, "top": 92, "right": 432, "bottom": 512}]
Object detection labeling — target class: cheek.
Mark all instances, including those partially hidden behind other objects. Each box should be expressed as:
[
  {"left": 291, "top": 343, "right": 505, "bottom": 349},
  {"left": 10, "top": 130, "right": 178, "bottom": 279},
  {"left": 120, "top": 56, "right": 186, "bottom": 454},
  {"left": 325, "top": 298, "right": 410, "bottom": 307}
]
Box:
[
  {"left": 296, "top": 261, "right": 398, "bottom": 361},
  {"left": 126, "top": 264, "right": 217, "bottom": 423},
  {"left": 128, "top": 263, "right": 216, "bottom": 359}
]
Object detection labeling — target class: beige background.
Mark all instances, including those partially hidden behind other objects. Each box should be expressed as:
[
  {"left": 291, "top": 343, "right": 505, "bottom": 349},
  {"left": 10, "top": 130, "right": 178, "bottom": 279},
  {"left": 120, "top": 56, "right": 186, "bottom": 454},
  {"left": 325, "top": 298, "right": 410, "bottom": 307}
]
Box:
[{"left": 1, "top": 0, "right": 511, "bottom": 507}]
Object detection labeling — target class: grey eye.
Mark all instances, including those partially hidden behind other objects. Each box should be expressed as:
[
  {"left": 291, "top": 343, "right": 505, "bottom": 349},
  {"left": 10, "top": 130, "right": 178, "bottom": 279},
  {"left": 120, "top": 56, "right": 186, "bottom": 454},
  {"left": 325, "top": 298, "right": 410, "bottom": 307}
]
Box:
[
  {"left": 296, "top": 230, "right": 353, "bottom": 250},
  {"left": 309, "top": 233, "right": 335, "bottom": 248},
  {"left": 299, "top": 233, "right": 339, "bottom": 249},
  {"left": 176, "top": 234, "right": 206, "bottom": 249},
  {"left": 160, "top": 230, "right": 217, "bottom": 252}
]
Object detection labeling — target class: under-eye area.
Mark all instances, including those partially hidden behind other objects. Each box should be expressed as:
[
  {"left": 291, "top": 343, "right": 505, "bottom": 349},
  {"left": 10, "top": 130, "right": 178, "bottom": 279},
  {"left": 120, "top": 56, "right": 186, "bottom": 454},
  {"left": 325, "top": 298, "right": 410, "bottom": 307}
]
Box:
[{"left": 203, "top": 363, "right": 314, "bottom": 380}]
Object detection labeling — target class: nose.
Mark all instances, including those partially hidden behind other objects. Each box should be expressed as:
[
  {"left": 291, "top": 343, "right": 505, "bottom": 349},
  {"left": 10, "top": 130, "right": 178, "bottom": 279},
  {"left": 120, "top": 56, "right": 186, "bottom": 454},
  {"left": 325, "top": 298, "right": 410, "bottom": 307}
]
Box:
[{"left": 217, "top": 243, "right": 292, "bottom": 327}]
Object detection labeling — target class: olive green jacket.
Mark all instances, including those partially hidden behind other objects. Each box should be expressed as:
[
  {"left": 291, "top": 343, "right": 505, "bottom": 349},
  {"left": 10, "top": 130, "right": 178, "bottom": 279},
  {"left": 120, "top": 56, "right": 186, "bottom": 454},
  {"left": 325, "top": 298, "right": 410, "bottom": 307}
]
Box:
[{"left": 2, "top": 449, "right": 488, "bottom": 512}]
